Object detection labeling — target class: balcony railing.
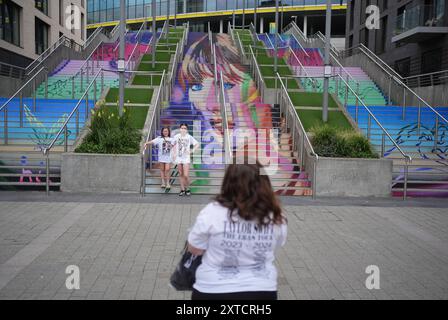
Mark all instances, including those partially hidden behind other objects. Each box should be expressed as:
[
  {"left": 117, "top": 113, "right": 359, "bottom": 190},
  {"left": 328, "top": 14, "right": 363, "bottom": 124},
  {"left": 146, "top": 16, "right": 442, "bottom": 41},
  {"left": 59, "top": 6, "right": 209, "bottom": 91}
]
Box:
[{"left": 395, "top": 4, "right": 445, "bottom": 35}]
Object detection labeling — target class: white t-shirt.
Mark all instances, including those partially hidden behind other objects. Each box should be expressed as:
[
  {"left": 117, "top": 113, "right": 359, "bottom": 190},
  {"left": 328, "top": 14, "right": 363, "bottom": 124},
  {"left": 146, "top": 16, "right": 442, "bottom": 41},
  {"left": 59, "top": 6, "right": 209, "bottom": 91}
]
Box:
[
  {"left": 151, "top": 136, "right": 174, "bottom": 163},
  {"left": 188, "top": 201, "right": 287, "bottom": 293},
  {"left": 173, "top": 133, "right": 199, "bottom": 163}
]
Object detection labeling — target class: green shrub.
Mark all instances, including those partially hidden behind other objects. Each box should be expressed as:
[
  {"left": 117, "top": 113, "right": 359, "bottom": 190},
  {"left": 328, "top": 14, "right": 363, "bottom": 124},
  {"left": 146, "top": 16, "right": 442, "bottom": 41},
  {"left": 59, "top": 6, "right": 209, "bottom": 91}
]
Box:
[
  {"left": 75, "top": 102, "right": 141, "bottom": 154},
  {"left": 310, "top": 124, "right": 378, "bottom": 158}
]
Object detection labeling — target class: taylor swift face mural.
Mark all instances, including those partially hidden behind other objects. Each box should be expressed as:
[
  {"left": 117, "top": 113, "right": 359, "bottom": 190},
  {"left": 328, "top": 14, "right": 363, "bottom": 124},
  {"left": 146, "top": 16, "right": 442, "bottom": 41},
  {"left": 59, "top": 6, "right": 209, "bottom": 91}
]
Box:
[{"left": 166, "top": 32, "right": 310, "bottom": 195}]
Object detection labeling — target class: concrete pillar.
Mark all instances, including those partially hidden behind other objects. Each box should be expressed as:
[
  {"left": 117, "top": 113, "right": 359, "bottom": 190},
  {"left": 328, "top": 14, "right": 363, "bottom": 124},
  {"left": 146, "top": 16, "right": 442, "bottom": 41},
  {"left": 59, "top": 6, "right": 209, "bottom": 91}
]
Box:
[
  {"left": 260, "top": 16, "right": 264, "bottom": 33},
  {"left": 183, "top": 0, "right": 186, "bottom": 14},
  {"left": 303, "top": 15, "right": 308, "bottom": 37},
  {"left": 219, "top": 20, "right": 223, "bottom": 33}
]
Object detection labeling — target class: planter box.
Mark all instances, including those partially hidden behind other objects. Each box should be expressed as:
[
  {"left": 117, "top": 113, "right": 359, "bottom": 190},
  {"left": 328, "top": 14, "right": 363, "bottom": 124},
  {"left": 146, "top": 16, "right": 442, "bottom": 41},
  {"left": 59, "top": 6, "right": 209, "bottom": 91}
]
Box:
[
  {"left": 305, "top": 154, "right": 393, "bottom": 197},
  {"left": 61, "top": 153, "right": 142, "bottom": 193}
]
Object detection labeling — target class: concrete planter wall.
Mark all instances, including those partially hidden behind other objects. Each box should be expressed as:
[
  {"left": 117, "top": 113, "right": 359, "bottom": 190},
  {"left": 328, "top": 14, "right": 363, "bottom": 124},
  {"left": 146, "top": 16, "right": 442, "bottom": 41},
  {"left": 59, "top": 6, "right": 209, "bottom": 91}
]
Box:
[
  {"left": 61, "top": 153, "right": 142, "bottom": 193},
  {"left": 305, "top": 152, "right": 393, "bottom": 197},
  {"left": 61, "top": 85, "right": 159, "bottom": 193}
]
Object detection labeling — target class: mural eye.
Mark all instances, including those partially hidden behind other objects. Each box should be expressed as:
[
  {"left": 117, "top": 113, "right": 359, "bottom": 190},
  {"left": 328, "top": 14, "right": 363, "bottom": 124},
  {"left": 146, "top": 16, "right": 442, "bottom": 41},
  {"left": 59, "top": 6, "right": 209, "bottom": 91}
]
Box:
[
  {"left": 191, "top": 84, "right": 203, "bottom": 91},
  {"left": 224, "top": 83, "right": 235, "bottom": 90}
]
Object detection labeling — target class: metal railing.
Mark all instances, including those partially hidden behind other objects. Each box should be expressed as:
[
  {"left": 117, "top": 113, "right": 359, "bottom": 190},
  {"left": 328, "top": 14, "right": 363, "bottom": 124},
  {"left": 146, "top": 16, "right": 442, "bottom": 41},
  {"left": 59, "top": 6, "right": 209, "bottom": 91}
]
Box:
[
  {"left": 219, "top": 70, "right": 232, "bottom": 167},
  {"left": 212, "top": 44, "right": 218, "bottom": 100},
  {"left": 248, "top": 45, "right": 265, "bottom": 99},
  {"left": 0, "top": 61, "right": 26, "bottom": 79},
  {"left": 25, "top": 35, "right": 68, "bottom": 76},
  {"left": 276, "top": 74, "right": 317, "bottom": 199},
  {"left": 1, "top": 67, "right": 48, "bottom": 143},
  {"left": 69, "top": 41, "right": 103, "bottom": 96},
  {"left": 288, "top": 31, "right": 309, "bottom": 59},
  {"left": 141, "top": 69, "right": 167, "bottom": 196},
  {"left": 284, "top": 45, "right": 318, "bottom": 90},
  {"left": 314, "top": 31, "right": 340, "bottom": 57},
  {"left": 249, "top": 22, "right": 258, "bottom": 45},
  {"left": 235, "top": 32, "right": 246, "bottom": 62},
  {"left": 283, "top": 21, "right": 308, "bottom": 46},
  {"left": 42, "top": 68, "right": 105, "bottom": 195},
  {"left": 109, "top": 23, "right": 120, "bottom": 39},
  {"left": 403, "top": 69, "right": 448, "bottom": 87},
  {"left": 340, "top": 44, "right": 448, "bottom": 134},
  {"left": 83, "top": 27, "right": 103, "bottom": 50},
  {"left": 228, "top": 21, "right": 235, "bottom": 43}
]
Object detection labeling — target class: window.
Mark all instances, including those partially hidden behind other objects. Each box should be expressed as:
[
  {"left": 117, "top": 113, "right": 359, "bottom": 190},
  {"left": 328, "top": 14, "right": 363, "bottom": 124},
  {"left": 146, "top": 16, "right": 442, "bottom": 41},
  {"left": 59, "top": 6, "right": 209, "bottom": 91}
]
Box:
[
  {"left": 349, "top": 0, "right": 354, "bottom": 30},
  {"left": 375, "top": 16, "right": 387, "bottom": 54},
  {"left": 70, "top": 3, "right": 75, "bottom": 34},
  {"left": 35, "top": 0, "right": 49, "bottom": 16},
  {"left": 59, "top": 0, "right": 63, "bottom": 26},
  {"left": 35, "top": 17, "right": 49, "bottom": 55},
  {"left": 0, "top": 0, "right": 21, "bottom": 47},
  {"left": 394, "top": 57, "right": 411, "bottom": 77},
  {"left": 421, "top": 48, "right": 442, "bottom": 74},
  {"left": 81, "top": 13, "right": 85, "bottom": 40}
]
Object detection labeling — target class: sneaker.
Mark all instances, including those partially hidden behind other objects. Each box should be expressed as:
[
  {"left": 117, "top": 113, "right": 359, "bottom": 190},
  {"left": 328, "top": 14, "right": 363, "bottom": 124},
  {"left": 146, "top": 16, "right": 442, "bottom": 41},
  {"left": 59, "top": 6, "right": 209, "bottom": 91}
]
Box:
[
  {"left": 185, "top": 189, "right": 191, "bottom": 196},
  {"left": 179, "top": 190, "right": 185, "bottom": 196},
  {"left": 165, "top": 183, "right": 171, "bottom": 190}
]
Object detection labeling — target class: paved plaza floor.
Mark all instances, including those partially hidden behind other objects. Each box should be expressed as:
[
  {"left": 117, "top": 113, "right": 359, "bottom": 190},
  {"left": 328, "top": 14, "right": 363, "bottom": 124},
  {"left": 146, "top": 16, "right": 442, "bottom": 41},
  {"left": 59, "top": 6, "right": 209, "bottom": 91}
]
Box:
[{"left": 0, "top": 192, "right": 447, "bottom": 300}]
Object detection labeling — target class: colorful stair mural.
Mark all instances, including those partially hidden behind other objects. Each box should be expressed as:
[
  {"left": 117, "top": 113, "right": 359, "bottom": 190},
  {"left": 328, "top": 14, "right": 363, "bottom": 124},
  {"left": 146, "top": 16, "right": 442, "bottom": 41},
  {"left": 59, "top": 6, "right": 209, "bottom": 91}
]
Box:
[
  {"left": 348, "top": 105, "right": 448, "bottom": 197},
  {"left": 145, "top": 32, "right": 312, "bottom": 195}
]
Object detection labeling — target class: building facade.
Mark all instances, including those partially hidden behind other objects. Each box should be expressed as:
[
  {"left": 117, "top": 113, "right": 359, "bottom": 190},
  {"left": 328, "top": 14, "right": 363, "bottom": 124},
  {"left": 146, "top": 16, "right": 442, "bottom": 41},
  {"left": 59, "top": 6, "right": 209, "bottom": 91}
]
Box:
[
  {"left": 345, "top": 0, "right": 448, "bottom": 77},
  {"left": 0, "top": 0, "right": 87, "bottom": 67},
  {"left": 87, "top": 0, "right": 347, "bottom": 37}
]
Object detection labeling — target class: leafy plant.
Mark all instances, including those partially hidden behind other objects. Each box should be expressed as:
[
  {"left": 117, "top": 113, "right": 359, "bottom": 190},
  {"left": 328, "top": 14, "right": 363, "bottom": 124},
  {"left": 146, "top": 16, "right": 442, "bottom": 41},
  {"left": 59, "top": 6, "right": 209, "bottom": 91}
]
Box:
[
  {"left": 310, "top": 124, "right": 378, "bottom": 158},
  {"left": 75, "top": 102, "right": 141, "bottom": 154}
]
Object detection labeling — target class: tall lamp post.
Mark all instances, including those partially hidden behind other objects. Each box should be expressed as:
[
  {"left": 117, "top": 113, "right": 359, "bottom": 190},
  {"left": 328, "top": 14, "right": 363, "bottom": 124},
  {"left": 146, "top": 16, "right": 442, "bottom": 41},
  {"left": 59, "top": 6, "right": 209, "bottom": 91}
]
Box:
[
  {"left": 322, "top": 0, "right": 332, "bottom": 123},
  {"left": 152, "top": 0, "right": 156, "bottom": 68},
  {"left": 118, "top": 0, "right": 126, "bottom": 116},
  {"left": 274, "top": 0, "right": 278, "bottom": 73}
]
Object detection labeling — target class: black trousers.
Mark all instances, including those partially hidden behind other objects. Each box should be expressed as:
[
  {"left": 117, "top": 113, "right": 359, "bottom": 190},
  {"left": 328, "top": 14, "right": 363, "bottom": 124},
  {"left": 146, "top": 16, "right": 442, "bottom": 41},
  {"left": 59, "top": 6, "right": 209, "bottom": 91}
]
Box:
[{"left": 192, "top": 288, "right": 277, "bottom": 300}]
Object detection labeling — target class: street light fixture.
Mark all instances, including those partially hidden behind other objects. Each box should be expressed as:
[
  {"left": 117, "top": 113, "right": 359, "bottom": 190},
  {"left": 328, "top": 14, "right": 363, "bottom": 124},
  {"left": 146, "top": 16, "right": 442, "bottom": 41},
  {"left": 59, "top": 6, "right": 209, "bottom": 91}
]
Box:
[
  {"left": 274, "top": 0, "right": 278, "bottom": 73},
  {"left": 118, "top": 0, "right": 126, "bottom": 116},
  {"left": 322, "top": 0, "right": 332, "bottom": 123}
]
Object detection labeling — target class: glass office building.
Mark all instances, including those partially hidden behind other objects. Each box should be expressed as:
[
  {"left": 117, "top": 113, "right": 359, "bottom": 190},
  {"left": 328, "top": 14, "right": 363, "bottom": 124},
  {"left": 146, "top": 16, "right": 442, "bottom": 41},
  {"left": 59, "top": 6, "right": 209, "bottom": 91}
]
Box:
[{"left": 87, "top": 0, "right": 347, "bottom": 25}]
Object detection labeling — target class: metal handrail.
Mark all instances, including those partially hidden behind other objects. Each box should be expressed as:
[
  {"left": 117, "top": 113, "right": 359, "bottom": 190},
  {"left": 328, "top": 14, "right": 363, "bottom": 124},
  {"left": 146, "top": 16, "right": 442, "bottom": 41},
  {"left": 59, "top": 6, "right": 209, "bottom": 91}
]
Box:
[
  {"left": 213, "top": 44, "right": 218, "bottom": 100},
  {"left": 43, "top": 68, "right": 104, "bottom": 154},
  {"left": 83, "top": 27, "right": 103, "bottom": 50},
  {"left": 249, "top": 22, "right": 258, "bottom": 45},
  {"left": 25, "top": 35, "right": 65, "bottom": 75},
  {"left": 219, "top": 70, "right": 232, "bottom": 166},
  {"left": 336, "top": 74, "right": 411, "bottom": 161},
  {"left": 0, "top": 67, "right": 47, "bottom": 113},
  {"left": 248, "top": 45, "right": 265, "bottom": 98},
  {"left": 356, "top": 43, "right": 403, "bottom": 81},
  {"left": 228, "top": 21, "right": 235, "bottom": 42},
  {"left": 276, "top": 73, "right": 316, "bottom": 156},
  {"left": 265, "top": 33, "right": 275, "bottom": 49},
  {"left": 26, "top": 36, "right": 82, "bottom": 76},
  {"left": 276, "top": 73, "right": 318, "bottom": 198},
  {"left": 314, "top": 31, "right": 340, "bottom": 57},
  {"left": 402, "top": 69, "right": 448, "bottom": 87},
  {"left": 76, "top": 41, "right": 102, "bottom": 76},
  {"left": 236, "top": 32, "right": 245, "bottom": 58},
  {"left": 114, "top": 27, "right": 130, "bottom": 52},
  {"left": 109, "top": 23, "right": 120, "bottom": 38},
  {"left": 289, "top": 31, "right": 309, "bottom": 58},
  {"left": 403, "top": 69, "right": 448, "bottom": 80},
  {"left": 142, "top": 70, "right": 166, "bottom": 149},
  {"left": 285, "top": 46, "right": 318, "bottom": 90},
  {"left": 330, "top": 51, "right": 358, "bottom": 85},
  {"left": 141, "top": 70, "right": 167, "bottom": 195},
  {"left": 352, "top": 45, "right": 448, "bottom": 125},
  {"left": 0, "top": 61, "right": 26, "bottom": 79},
  {"left": 289, "top": 21, "right": 308, "bottom": 44},
  {"left": 169, "top": 43, "right": 180, "bottom": 92}
]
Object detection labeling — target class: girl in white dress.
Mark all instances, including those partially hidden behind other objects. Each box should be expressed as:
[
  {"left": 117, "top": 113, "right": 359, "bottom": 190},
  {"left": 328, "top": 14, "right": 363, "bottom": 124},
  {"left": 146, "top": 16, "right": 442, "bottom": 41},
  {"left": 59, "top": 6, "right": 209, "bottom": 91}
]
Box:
[
  {"left": 172, "top": 123, "right": 200, "bottom": 196},
  {"left": 144, "top": 127, "right": 174, "bottom": 190}
]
